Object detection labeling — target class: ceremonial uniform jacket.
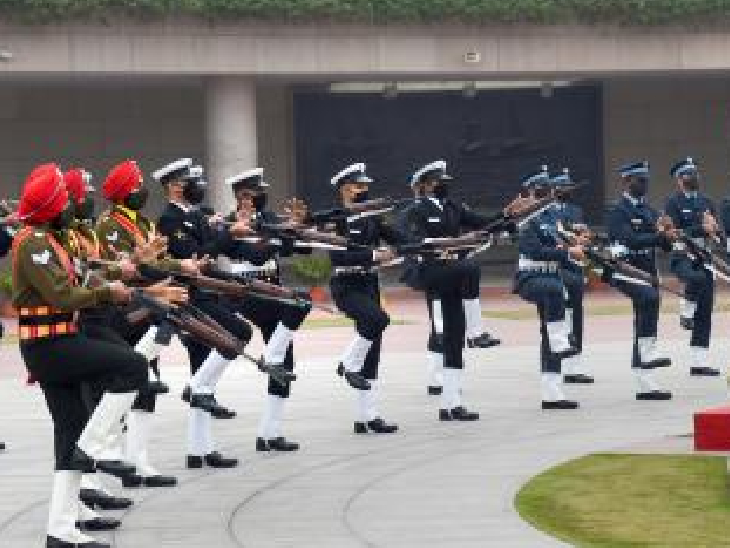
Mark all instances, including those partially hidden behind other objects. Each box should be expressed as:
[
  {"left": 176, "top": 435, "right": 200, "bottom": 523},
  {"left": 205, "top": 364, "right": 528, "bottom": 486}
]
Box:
[
  {"left": 515, "top": 206, "right": 570, "bottom": 290},
  {"left": 396, "top": 196, "right": 503, "bottom": 289},
  {"left": 12, "top": 225, "right": 114, "bottom": 341},
  {"left": 222, "top": 209, "right": 306, "bottom": 283},
  {"left": 664, "top": 191, "right": 715, "bottom": 238},
  {"left": 157, "top": 202, "right": 236, "bottom": 261},
  {"left": 606, "top": 195, "right": 669, "bottom": 276},
  {"left": 329, "top": 214, "right": 402, "bottom": 271}
]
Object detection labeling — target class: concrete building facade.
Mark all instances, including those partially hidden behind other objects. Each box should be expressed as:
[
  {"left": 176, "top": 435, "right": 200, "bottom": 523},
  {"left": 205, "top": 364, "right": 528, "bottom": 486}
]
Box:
[{"left": 1, "top": 21, "right": 729, "bottom": 216}]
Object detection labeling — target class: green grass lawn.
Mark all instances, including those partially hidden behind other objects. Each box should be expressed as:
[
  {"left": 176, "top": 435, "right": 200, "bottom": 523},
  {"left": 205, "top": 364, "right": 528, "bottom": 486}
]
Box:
[{"left": 516, "top": 453, "right": 730, "bottom": 547}]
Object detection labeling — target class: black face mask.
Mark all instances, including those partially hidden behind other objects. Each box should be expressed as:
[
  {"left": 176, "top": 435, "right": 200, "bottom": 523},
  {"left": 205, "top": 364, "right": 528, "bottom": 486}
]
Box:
[
  {"left": 628, "top": 176, "right": 649, "bottom": 198},
  {"left": 51, "top": 206, "right": 75, "bottom": 231},
  {"left": 432, "top": 183, "right": 449, "bottom": 199},
  {"left": 534, "top": 187, "right": 551, "bottom": 200},
  {"left": 75, "top": 196, "right": 95, "bottom": 221},
  {"left": 183, "top": 182, "right": 205, "bottom": 205},
  {"left": 252, "top": 192, "right": 268, "bottom": 212},
  {"left": 352, "top": 190, "right": 369, "bottom": 204},
  {"left": 682, "top": 176, "right": 699, "bottom": 192},
  {"left": 124, "top": 188, "right": 149, "bottom": 211}
]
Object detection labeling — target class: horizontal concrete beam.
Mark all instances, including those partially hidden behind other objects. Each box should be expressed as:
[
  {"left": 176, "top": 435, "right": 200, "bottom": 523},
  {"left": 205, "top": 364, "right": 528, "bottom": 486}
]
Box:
[{"left": 1, "top": 22, "right": 730, "bottom": 77}]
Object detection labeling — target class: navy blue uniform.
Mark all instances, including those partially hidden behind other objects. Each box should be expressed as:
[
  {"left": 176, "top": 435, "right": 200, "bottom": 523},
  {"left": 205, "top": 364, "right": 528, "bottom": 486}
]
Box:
[
  {"left": 553, "top": 201, "right": 585, "bottom": 354},
  {"left": 664, "top": 191, "right": 715, "bottom": 348},
  {"left": 224, "top": 209, "right": 311, "bottom": 398},
  {"left": 606, "top": 195, "right": 669, "bottom": 368},
  {"left": 329, "top": 215, "right": 401, "bottom": 380},
  {"left": 399, "top": 197, "right": 502, "bottom": 370},
  {"left": 515, "top": 205, "right": 571, "bottom": 374},
  {"left": 157, "top": 203, "right": 252, "bottom": 373}
]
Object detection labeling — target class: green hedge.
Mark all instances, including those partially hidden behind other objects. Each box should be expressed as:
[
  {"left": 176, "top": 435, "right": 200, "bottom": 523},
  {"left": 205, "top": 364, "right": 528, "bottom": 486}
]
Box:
[{"left": 3, "top": 0, "right": 730, "bottom": 25}]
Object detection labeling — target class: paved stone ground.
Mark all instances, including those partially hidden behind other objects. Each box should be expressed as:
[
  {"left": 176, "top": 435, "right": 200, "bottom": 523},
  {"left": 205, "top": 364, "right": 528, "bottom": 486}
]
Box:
[{"left": 1, "top": 291, "right": 729, "bottom": 547}]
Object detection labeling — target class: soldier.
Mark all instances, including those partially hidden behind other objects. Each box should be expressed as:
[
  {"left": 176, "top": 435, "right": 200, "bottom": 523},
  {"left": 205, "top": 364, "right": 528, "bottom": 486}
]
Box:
[
  {"left": 330, "top": 163, "right": 400, "bottom": 434},
  {"left": 515, "top": 166, "right": 581, "bottom": 409},
  {"left": 664, "top": 158, "right": 721, "bottom": 376},
  {"left": 399, "top": 160, "right": 518, "bottom": 421},
  {"left": 155, "top": 158, "right": 252, "bottom": 469},
  {"left": 95, "top": 160, "right": 185, "bottom": 488},
  {"left": 13, "top": 163, "right": 146, "bottom": 548},
  {"left": 551, "top": 168, "right": 593, "bottom": 384},
  {"left": 221, "top": 168, "right": 312, "bottom": 451},
  {"left": 606, "top": 161, "right": 675, "bottom": 400},
  {"left": 405, "top": 177, "right": 500, "bottom": 397}
]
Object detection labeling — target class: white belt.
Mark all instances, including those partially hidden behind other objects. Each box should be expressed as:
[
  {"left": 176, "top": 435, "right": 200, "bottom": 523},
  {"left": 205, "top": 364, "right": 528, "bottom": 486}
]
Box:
[
  {"left": 229, "top": 259, "right": 277, "bottom": 276},
  {"left": 334, "top": 266, "right": 374, "bottom": 275},
  {"left": 518, "top": 257, "right": 559, "bottom": 273}
]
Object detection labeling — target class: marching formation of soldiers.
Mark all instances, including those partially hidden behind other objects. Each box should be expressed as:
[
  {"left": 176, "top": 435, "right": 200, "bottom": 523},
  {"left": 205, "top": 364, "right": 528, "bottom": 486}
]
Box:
[{"left": 0, "top": 154, "right": 727, "bottom": 547}]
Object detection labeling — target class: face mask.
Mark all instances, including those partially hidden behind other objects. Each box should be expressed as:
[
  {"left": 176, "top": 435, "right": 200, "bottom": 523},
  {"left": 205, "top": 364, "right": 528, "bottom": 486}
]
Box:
[
  {"left": 75, "top": 196, "right": 95, "bottom": 221},
  {"left": 183, "top": 182, "right": 205, "bottom": 205},
  {"left": 124, "top": 188, "right": 149, "bottom": 211},
  {"left": 534, "top": 187, "right": 550, "bottom": 200},
  {"left": 352, "top": 190, "right": 369, "bottom": 204},
  {"left": 252, "top": 192, "right": 268, "bottom": 211},
  {"left": 628, "top": 176, "right": 648, "bottom": 198},
  {"left": 432, "top": 183, "right": 449, "bottom": 199},
  {"left": 682, "top": 176, "right": 699, "bottom": 191},
  {"left": 51, "top": 206, "right": 75, "bottom": 231}
]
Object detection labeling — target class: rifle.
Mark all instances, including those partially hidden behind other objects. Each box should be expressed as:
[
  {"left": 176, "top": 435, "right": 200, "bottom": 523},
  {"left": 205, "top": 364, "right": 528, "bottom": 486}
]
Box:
[
  {"left": 126, "top": 290, "right": 245, "bottom": 357},
  {"left": 253, "top": 220, "right": 364, "bottom": 251},
  {"left": 307, "top": 198, "right": 414, "bottom": 225},
  {"left": 127, "top": 289, "right": 297, "bottom": 386},
  {"left": 673, "top": 232, "right": 730, "bottom": 284},
  {"left": 555, "top": 221, "right": 683, "bottom": 296}
]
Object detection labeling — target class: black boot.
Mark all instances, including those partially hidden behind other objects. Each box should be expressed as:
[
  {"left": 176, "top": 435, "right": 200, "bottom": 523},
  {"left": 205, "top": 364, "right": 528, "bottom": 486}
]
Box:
[
  {"left": 76, "top": 517, "right": 122, "bottom": 531},
  {"left": 268, "top": 437, "right": 300, "bottom": 451},
  {"left": 642, "top": 358, "right": 671, "bottom": 369},
  {"left": 0, "top": 441, "right": 5, "bottom": 451},
  {"left": 80, "top": 489, "right": 132, "bottom": 510},
  {"left": 365, "top": 418, "right": 398, "bottom": 434},
  {"left": 690, "top": 366, "right": 720, "bottom": 377},
  {"left": 466, "top": 332, "right": 501, "bottom": 349},
  {"left": 47, "top": 537, "right": 109, "bottom": 547},
  {"left": 182, "top": 386, "right": 192, "bottom": 403},
  {"left": 344, "top": 371, "right": 371, "bottom": 390},
  {"left": 563, "top": 374, "right": 594, "bottom": 384},
  {"left": 636, "top": 390, "right": 672, "bottom": 401},
  {"left": 255, "top": 438, "right": 270, "bottom": 451},
  {"left": 141, "top": 474, "right": 177, "bottom": 487},
  {"left": 120, "top": 474, "right": 143, "bottom": 488},
  {"left": 427, "top": 386, "right": 443, "bottom": 395},
  {"left": 542, "top": 400, "right": 579, "bottom": 409},
  {"left": 442, "top": 406, "right": 480, "bottom": 421},
  {"left": 259, "top": 360, "right": 297, "bottom": 387},
  {"left": 186, "top": 455, "right": 203, "bottom": 469},
  {"left": 147, "top": 379, "right": 169, "bottom": 395},
  {"left": 205, "top": 452, "right": 238, "bottom": 468},
  {"left": 95, "top": 459, "right": 136, "bottom": 479}
]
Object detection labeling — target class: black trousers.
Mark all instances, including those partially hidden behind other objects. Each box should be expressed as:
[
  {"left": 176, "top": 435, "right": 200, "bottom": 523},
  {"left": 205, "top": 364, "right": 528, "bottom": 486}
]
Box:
[
  {"left": 82, "top": 307, "right": 158, "bottom": 413},
  {"left": 330, "top": 273, "right": 389, "bottom": 380},
  {"left": 184, "top": 292, "right": 253, "bottom": 376},
  {"left": 672, "top": 256, "right": 714, "bottom": 348},
  {"left": 21, "top": 334, "right": 148, "bottom": 470},
  {"left": 462, "top": 260, "right": 481, "bottom": 300},
  {"left": 425, "top": 289, "right": 443, "bottom": 354},
  {"left": 611, "top": 278, "right": 660, "bottom": 368},
  {"left": 561, "top": 268, "right": 585, "bottom": 351},
  {"left": 234, "top": 292, "right": 311, "bottom": 398},
  {"left": 421, "top": 261, "right": 471, "bottom": 370},
  {"left": 517, "top": 274, "right": 565, "bottom": 374}
]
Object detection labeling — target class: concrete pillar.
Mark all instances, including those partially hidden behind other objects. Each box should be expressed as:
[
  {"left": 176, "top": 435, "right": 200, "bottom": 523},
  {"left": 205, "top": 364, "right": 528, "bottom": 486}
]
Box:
[{"left": 205, "top": 76, "right": 257, "bottom": 213}]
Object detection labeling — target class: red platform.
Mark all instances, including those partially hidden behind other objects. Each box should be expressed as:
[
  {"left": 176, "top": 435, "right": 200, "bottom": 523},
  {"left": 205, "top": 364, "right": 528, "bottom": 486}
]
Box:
[{"left": 694, "top": 405, "right": 730, "bottom": 451}]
